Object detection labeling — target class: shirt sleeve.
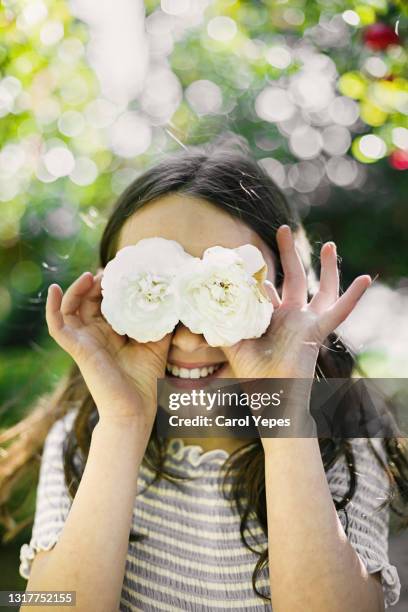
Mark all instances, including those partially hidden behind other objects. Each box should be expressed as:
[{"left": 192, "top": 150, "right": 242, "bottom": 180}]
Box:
[
  {"left": 19, "top": 409, "right": 78, "bottom": 580},
  {"left": 326, "top": 437, "right": 401, "bottom": 608}
]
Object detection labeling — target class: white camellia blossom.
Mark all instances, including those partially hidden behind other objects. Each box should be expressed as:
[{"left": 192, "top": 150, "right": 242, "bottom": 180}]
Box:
[
  {"left": 178, "top": 244, "right": 273, "bottom": 347},
  {"left": 101, "top": 237, "right": 196, "bottom": 342}
]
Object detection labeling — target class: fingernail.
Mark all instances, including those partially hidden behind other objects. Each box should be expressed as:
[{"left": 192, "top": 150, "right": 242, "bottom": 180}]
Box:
[
  {"left": 327, "top": 241, "right": 336, "bottom": 251},
  {"left": 359, "top": 275, "right": 371, "bottom": 290}
]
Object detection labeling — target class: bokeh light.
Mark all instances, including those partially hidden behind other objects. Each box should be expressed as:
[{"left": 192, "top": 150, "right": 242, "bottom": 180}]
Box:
[
  {"left": 265, "top": 45, "right": 292, "bottom": 70},
  {"left": 255, "top": 87, "right": 295, "bottom": 122},
  {"left": 322, "top": 125, "right": 351, "bottom": 156},
  {"left": 140, "top": 67, "right": 182, "bottom": 124},
  {"left": 363, "top": 56, "right": 388, "bottom": 78},
  {"left": 338, "top": 72, "right": 367, "bottom": 99},
  {"left": 43, "top": 147, "right": 75, "bottom": 178},
  {"left": 339, "top": 284, "right": 408, "bottom": 376},
  {"left": 290, "top": 70, "right": 334, "bottom": 113},
  {"left": 328, "top": 97, "right": 360, "bottom": 126},
  {"left": 392, "top": 127, "right": 408, "bottom": 149},
  {"left": 85, "top": 98, "right": 118, "bottom": 128},
  {"left": 325, "top": 156, "right": 359, "bottom": 186},
  {"left": 258, "top": 158, "right": 286, "bottom": 188},
  {"left": 40, "top": 20, "right": 64, "bottom": 46},
  {"left": 70, "top": 157, "right": 98, "bottom": 186},
  {"left": 44, "top": 205, "right": 79, "bottom": 239},
  {"left": 288, "top": 161, "right": 324, "bottom": 193},
  {"left": 161, "top": 0, "right": 191, "bottom": 16},
  {"left": 342, "top": 10, "right": 360, "bottom": 27},
  {"left": 16, "top": 1, "right": 48, "bottom": 30},
  {"left": 353, "top": 134, "right": 387, "bottom": 162},
  {"left": 108, "top": 113, "right": 152, "bottom": 157},
  {"left": 207, "top": 16, "right": 237, "bottom": 42},
  {"left": 289, "top": 126, "right": 323, "bottom": 159},
  {"left": 185, "top": 80, "right": 223, "bottom": 116},
  {"left": 58, "top": 111, "right": 86, "bottom": 137}
]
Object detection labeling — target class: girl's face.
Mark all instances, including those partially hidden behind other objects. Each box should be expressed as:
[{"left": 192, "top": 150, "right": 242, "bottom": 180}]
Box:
[{"left": 116, "top": 193, "right": 277, "bottom": 381}]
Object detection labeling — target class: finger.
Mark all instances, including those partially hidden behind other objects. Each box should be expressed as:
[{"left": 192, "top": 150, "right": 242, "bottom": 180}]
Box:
[
  {"left": 60, "top": 272, "right": 94, "bottom": 316},
  {"left": 264, "top": 280, "right": 282, "bottom": 309},
  {"left": 78, "top": 271, "right": 103, "bottom": 324},
  {"left": 309, "top": 242, "right": 339, "bottom": 313},
  {"left": 276, "top": 225, "right": 307, "bottom": 306},
  {"left": 45, "top": 284, "right": 65, "bottom": 336},
  {"left": 318, "top": 275, "right": 371, "bottom": 337},
  {"left": 45, "top": 284, "right": 77, "bottom": 350}
]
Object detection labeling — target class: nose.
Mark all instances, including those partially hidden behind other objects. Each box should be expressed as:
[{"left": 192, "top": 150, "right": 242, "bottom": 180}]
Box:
[{"left": 170, "top": 323, "right": 208, "bottom": 353}]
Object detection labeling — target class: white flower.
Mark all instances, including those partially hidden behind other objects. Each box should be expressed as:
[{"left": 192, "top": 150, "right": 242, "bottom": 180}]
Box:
[
  {"left": 178, "top": 244, "right": 273, "bottom": 347},
  {"left": 101, "top": 238, "right": 195, "bottom": 342}
]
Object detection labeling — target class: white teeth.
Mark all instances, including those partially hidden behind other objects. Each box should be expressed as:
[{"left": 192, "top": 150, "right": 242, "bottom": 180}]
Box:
[{"left": 166, "top": 363, "right": 222, "bottom": 379}]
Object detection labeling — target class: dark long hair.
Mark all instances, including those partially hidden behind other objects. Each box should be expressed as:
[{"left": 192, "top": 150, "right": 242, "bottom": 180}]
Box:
[{"left": 54, "top": 134, "right": 408, "bottom": 599}]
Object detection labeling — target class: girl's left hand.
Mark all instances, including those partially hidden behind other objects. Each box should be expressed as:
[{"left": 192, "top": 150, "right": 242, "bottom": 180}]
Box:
[{"left": 222, "top": 225, "right": 371, "bottom": 380}]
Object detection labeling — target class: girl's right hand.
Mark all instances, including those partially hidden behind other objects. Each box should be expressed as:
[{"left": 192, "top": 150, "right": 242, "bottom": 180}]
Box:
[{"left": 46, "top": 271, "right": 171, "bottom": 425}]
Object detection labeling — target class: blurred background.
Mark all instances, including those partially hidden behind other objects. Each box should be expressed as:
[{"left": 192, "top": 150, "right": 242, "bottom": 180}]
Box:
[{"left": 0, "top": 0, "right": 407, "bottom": 607}]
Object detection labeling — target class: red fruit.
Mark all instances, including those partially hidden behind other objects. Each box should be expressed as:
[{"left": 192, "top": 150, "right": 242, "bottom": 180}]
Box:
[
  {"left": 389, "top": 150, "right": 408, "bottom": 170},
  {"left": 363, "top": 23, "right": 400, "bottom": 50}
]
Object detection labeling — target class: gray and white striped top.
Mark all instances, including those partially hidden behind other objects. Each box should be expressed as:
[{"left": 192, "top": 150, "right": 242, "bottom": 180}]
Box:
[{"left": 20, "top": 409, "right": 401, "bottom": 610}]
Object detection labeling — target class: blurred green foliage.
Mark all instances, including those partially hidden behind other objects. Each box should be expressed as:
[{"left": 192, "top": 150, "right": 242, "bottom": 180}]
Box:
[{"left": 0, "top": 0, "right": 407, "bottom": 414}]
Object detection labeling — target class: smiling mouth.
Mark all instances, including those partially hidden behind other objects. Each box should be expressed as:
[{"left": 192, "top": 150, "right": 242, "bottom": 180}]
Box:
[{"left": 166, "top": 362, "right": 225, "bottom": 379}]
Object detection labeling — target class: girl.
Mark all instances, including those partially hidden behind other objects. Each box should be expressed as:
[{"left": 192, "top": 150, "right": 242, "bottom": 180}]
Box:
[{"left": 16, "top": 135, "right": 406, "bottom": 611}]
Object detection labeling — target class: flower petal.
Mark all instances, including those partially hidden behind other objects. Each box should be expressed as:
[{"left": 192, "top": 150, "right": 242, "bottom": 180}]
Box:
[
  {"left": 178, "top": 248, "right": 273, "bottom": 347},
  {"left": 234, "top": 244, "right": 267, "bottom": 276},
  {"left": 100, "top": 238, "right": 195, "bottom": 343}
]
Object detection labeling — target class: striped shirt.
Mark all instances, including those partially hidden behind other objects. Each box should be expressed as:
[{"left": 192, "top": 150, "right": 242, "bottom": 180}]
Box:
[{"left": 20, "top": 409, "right": 401, "bottom": 610}]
